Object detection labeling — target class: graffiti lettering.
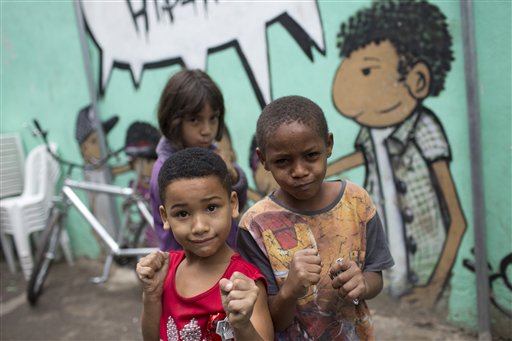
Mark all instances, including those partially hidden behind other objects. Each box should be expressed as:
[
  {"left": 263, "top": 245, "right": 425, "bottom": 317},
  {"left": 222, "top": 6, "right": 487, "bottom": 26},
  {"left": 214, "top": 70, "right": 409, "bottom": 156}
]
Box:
[
  {"left": 81, "top": 0, "right": 325, "bottom": 103},
  {"left": 126, "top": 0, "right": 219, "bottom": 33},
  {"left": 126, "top": 0, "right": 148, "bottom": 33},
  {"left": 463, "top": 250, "right": 512, "bottom": 317}
]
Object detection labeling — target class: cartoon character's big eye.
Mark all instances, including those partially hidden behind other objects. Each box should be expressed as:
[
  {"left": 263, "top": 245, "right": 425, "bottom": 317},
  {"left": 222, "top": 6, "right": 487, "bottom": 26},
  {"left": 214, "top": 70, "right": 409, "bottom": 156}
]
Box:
[{"left": 361, "top": 68, "right": 371, "bottom": 76}]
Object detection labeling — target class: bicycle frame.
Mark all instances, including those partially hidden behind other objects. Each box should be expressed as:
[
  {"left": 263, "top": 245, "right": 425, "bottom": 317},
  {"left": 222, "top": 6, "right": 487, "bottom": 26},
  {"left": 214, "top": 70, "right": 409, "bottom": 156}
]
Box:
[
  {"left": 27, "top": 119, "right": 160, "bottom": 304},
  {"left": 61, "top": 178, "right": 158, "bottom": 283},
  {"left": 63, "top": 178, "right": 157, "bottom": 255}
]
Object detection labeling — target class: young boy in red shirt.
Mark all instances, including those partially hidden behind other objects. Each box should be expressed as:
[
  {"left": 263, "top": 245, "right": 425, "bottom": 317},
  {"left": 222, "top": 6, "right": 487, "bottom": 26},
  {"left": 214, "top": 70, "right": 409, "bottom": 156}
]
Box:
[{"left": 137, "top": 148, "right": 273, "bottom": 341}]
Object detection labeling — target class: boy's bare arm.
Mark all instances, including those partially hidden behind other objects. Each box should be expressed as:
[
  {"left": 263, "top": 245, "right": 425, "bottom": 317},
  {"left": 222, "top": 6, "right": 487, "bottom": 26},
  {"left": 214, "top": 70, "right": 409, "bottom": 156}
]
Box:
[
  {"left": 141, "top": 293, "right": 162, "bottom": 341},
  {"left": 268, "top": 286, "right": 301, "bottom": 331},
  {"left": 136, "top": 251, "right": 170, "bottom": 341},
  {"left": 268, "top": 249, "right": 322, "bottom": 332},
  {"left": 220, "top": 274, "right": 273, "bottom": 340}
]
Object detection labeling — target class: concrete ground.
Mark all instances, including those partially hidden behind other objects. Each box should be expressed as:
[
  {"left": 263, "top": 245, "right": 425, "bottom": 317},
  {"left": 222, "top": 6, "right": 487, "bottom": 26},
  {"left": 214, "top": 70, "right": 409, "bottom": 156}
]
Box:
[{"left": 1, "top": 256, "right": 479, "bottom": 341}]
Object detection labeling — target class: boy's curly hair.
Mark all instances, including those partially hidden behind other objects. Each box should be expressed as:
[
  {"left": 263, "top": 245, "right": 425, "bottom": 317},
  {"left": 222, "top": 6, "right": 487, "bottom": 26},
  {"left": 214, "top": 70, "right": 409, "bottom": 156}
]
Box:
[
  {"left": 337, "top": 0, "right": 453, "bottom": 96},
  {"left": 158, "top": 147, "right": 232, "bottom": 204},
  {"left": 256, "top": 95, "right": 328, "bottom": 153}
]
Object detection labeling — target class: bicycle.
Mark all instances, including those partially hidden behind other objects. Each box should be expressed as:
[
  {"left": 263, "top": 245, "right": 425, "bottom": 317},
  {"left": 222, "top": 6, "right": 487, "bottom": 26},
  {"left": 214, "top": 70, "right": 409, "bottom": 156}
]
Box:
[{"left": 27, "top": 119, "right": 159, "bottom": 306}]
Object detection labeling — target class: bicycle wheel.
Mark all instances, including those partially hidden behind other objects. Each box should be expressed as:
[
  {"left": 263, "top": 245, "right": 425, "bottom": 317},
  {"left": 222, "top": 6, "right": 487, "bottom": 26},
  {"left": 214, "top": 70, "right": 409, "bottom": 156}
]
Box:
[
  {"left": 114, "top": 198, "right": 147, "bottom": 266},
  {"left": 27, "top": 206, "right": 64, "bottom": 306}
]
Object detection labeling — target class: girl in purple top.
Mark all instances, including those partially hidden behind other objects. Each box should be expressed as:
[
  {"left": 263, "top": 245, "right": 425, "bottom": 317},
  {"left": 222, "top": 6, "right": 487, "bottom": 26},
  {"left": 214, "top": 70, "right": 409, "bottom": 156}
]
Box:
[{"left": 149, "top": 69, "right": 247, "bottom": 251}]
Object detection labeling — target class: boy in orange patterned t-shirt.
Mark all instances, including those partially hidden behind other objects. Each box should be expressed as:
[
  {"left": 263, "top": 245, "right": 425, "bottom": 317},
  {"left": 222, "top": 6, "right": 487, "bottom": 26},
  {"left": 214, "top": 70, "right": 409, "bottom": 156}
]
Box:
[{"left": 237, "top": 96, "right": 394, "bottom": 340}]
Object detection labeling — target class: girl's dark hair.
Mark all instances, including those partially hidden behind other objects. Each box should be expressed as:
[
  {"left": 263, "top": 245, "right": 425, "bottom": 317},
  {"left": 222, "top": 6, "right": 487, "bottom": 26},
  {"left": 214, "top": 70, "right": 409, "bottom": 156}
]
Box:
[{"left": 157, "top": 69, "right": 225, "bottom": 149}]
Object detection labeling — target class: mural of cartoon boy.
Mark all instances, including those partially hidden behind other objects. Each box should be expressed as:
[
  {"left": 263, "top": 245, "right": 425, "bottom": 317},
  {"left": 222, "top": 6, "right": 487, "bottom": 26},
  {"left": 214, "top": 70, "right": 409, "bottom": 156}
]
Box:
[
  {"left": 124, "top": 121, "right": 161, "bottom": 247},
  {"left": 329, "top": 0, "right": 466, "bottom": 307},
  {"left": 75, "top": 105, "right": 126, "bottom": 238}
]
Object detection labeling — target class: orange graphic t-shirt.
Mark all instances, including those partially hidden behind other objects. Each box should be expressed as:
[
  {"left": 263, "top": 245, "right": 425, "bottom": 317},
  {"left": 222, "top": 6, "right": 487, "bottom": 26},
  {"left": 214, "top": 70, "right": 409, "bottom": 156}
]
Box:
[{"left": 238, "top": 180, "right": 394, "bottom": 341}]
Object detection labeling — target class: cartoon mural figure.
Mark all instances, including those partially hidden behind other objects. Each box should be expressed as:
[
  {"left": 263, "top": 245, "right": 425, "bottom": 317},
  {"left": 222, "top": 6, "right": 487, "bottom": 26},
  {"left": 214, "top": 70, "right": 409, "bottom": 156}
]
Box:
[
  {"left": 75, "top": 105, "right": 123, "bottom": 238},
  {"left": 247, "top": 134, "right": 279, "bottom": 203},
  {"left": 124, "top": 121, "right": 161, "bottom": 196},
  {"left": 328, "top": 0, "right": 466, "bottom": 307},
  {"left": 123, "top": 121, "right": 161, "bottom": 247}
]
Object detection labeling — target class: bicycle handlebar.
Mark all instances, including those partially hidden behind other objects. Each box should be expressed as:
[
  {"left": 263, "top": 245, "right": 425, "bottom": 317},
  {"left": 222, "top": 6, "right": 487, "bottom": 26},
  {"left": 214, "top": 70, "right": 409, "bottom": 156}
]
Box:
[
  {"left": 33, "top": 119, "right": 46, "bottom": 139},
  {"left": 32, "top": 119, "right": 125, "bottom": 172}
]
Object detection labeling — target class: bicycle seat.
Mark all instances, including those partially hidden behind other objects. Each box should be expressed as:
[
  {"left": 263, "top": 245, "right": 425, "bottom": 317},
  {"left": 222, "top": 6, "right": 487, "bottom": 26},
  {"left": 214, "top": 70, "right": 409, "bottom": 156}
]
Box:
[{"left": 125, "top": 121, "right": 160, "bottom": 160}]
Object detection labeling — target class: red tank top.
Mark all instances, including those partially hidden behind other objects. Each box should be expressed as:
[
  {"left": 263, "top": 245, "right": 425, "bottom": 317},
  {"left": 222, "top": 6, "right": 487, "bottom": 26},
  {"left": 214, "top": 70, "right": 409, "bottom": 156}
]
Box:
[{"left": 159, "top": 251, "right": 266, "bottom": 341}]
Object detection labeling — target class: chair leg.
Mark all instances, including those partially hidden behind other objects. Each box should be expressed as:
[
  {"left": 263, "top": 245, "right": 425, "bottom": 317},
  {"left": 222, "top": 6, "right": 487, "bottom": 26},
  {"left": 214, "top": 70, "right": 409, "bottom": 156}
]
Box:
[
  {"left": 0, "top": 232, "right": 17, "bottom": 273},
  {"left": 13, "top": 235, "right": 33, "bottom": 281},
  {"left": 10, "top": 208, "right": 33, "bottom": 281}
]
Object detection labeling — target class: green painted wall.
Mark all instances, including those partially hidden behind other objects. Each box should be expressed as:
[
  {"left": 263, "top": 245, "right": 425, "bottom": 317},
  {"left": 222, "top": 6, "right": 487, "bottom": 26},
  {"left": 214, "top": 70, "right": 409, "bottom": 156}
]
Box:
[
  {"left": 462, "top": 0, "right": 511, "bottom": 335},
  {"left": 1, "top": 0, "right": 510, "bottom": 334},
  {"left": 1, "top": 1, "right": 101, "bottom": 257}
]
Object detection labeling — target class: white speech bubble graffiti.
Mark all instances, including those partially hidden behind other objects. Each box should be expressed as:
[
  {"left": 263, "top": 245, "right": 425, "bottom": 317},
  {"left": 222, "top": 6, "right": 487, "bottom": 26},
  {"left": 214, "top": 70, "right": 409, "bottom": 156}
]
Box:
[{"left": 80, "top": 0, "right": 324, "bottom": 105}]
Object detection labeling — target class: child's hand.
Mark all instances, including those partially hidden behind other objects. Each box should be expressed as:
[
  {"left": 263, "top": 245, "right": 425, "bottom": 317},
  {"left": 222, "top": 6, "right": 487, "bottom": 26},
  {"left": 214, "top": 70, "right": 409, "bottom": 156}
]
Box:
[
  {"left": 219, "top": 272, "right": 259, "bottom": 329},
  {"left": 329, "top": 259, "right": 367, "bottom": 303},
  {"left": 284, "top": 248, "right": 322, "bottom": 300},
  {"left": 136, "top": 251, "right": 169, "bottom": 300}
]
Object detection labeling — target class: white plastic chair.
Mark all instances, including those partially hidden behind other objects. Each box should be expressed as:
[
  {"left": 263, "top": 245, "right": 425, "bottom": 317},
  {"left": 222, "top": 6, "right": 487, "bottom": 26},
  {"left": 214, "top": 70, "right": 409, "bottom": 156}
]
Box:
[
  {"left": 0, "top": 133, "right": 25, "bottom": 199},
  {"left": 0, "top": 143, "right": 73, "bottom": 280}
]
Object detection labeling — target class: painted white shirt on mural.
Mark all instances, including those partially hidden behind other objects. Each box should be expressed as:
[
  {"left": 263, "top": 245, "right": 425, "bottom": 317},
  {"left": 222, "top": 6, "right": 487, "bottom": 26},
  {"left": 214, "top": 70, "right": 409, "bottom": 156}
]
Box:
[{"left": 371, "top": 127, "right": 408, "bottom": 296}]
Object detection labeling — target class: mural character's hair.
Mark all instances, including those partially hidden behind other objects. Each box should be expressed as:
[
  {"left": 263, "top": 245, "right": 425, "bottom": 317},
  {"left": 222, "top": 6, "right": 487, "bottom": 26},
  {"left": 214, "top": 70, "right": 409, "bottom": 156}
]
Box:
[
  {"left": 256, "top": 95, "right": 328, "bottom": 153},
  {"left": 337, "top": 0, "right": 453, "bottom": 96},
  {"left": 157, "top": 69, "right": 225, "bottom": 148},
  {"left": 158, "top": 147, "right": 232, "bottom": 204},
  {"left": 124, "top": 121, "right": 161, "bottom": 160}
]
